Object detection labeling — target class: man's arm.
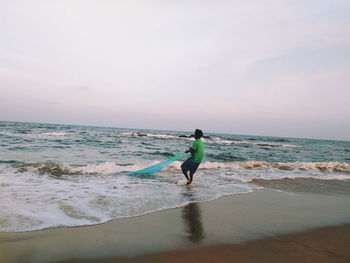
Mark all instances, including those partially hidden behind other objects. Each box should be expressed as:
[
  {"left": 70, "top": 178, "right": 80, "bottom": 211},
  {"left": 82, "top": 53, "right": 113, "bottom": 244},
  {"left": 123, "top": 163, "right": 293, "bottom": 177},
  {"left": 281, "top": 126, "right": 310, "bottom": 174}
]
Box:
[
  {"left": 185, "top": 140, "right": 197, "bottom": 154},
  {"left": 185, "top": 148, "right": 196, "bottom": 154}
]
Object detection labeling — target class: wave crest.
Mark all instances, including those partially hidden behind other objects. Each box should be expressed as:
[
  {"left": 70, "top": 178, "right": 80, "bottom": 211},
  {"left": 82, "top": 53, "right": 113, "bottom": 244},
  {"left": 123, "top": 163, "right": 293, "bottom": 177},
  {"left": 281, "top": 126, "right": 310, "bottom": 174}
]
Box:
[
  {"left": 11, "top": 162, "right": 138, "bottom": 176},
  {"left": 9, "top": 160, "right": 350, "bottom": 177},
  {"left": 119, "top": 132, "right": 299, "bottom": 148},
  {"left": 197, "top": 161, "right": 350, "bottom": 172},
  {"left": 166, "top": 161, "right": 350, "bottom": 173}
]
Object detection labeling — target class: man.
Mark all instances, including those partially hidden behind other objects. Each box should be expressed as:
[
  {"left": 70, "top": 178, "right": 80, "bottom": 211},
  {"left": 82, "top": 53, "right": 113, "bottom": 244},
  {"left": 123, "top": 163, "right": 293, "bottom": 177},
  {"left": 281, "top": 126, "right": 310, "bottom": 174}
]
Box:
[{"left": 181, "top": 129, "right": 204, "bottom": 185}]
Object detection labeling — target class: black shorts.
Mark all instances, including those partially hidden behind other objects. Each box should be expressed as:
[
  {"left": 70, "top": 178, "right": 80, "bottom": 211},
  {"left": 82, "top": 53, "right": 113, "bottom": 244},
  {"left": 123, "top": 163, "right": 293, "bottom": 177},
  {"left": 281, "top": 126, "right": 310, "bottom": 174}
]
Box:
[{"left": 181, "top": 158, "right": 200, "bottom": 175}]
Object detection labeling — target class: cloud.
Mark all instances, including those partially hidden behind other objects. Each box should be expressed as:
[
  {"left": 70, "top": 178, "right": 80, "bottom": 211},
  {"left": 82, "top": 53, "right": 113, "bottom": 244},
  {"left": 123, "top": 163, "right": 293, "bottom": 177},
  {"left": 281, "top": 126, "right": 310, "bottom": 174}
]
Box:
[
  {"left": 72, "top": 86, "right": 94, "bottom": 92},
  {"left": 0, "top": 0, "right": 349, "bottom": 139}
]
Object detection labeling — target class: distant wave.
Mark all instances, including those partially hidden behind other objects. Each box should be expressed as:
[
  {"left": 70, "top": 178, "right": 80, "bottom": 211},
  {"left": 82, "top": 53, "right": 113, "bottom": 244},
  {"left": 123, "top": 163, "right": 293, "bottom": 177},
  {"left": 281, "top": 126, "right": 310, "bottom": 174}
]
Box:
[
  {"left": 41, "top": 132, "right": 70, "bottom": 136},
  {"left": 0, "top": 131, "right": 71, "bottom": 138},
  {"left": 236, "top": 140, "right": 300, "bottom": 148},
  {"left": 119, "top": 132, "right": 299, "bottom": 148},
  {"left": 120, "top": 132, "right": 180, "bottom": 140},
  {"left": 149, "top": 151, "right": 175, "bottom": 157}
]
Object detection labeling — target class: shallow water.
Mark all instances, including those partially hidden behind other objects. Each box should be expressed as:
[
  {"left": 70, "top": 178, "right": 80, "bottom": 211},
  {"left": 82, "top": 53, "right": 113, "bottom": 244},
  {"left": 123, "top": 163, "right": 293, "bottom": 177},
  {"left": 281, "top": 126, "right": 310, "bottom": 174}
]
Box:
[{"left": 0, "top": 121, "right": 349, "bottom": 232}]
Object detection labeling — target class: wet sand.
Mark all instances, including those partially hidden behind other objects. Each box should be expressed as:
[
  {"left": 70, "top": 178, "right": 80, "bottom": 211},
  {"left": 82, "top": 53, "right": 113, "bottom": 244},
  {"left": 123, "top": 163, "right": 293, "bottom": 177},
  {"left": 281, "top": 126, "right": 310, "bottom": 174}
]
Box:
[
  {"left": 1, "top": 189, "right": 350, "bottom": 263},
  {"left": 59, "top": 223, "right": 350, "bottom": 263}
]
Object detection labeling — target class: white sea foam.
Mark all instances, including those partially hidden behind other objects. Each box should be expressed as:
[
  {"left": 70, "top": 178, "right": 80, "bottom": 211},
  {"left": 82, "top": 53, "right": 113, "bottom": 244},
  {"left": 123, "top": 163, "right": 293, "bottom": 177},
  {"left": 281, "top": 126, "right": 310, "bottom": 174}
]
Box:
[
  {"left": 1, "top": 159, "right": 349, "bottom": 232},
  {"left": 10, "top": 160, "right": 350, "bottom": 177},
  {"left": 10, "top": 162, "right": 145, "bottom": 176},
  {"left": 120, "top": 132, "right": 181, "bottom": 140},
  {"left": 160, "top": 160, "right": 350, "bottom": 184},
  {"left": 119, "top": 132, "right": 300, "bottom": 147},
  {"left": 69, "top": 162, "right": 128, "bottom": 174},
  {"left": 236, "top": 140, "right": 300, "bottom": 148},
  {"left": 41, "top": 132, "right": 70, "bottom": 136},
  {"left": 316, "top": 174, "right": 350, "bottom": 180},
  {"left": 0, "top": 166, "right": 254, "bottom": 232},
  {"left": 168, "top": 161, "right": 350, "bottom": 173},
  {"left": 0, "top": 130, "right": 71, "bottom": 138}
]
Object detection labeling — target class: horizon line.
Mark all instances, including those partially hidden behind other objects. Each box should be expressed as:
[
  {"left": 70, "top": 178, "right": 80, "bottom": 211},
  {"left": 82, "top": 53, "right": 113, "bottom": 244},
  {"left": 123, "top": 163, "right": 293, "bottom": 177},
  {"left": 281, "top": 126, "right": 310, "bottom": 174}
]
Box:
[{"left": 1, "top": 119, "right": 349, "bottom": 143}]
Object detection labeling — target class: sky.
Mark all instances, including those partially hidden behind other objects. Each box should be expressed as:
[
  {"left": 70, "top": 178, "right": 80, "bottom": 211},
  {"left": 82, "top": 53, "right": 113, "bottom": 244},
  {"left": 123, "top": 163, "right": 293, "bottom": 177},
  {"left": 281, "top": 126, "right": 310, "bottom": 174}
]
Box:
[{"left": 0, "top": 0, "right": 349, "bottom": 140}]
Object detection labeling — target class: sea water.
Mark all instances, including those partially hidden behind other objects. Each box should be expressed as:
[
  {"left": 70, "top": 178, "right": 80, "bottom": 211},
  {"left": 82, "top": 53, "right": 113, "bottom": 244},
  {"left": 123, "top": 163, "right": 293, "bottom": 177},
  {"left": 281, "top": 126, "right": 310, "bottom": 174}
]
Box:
[{"left": 0, "top": 121, "right": 349, "bottom": 232}]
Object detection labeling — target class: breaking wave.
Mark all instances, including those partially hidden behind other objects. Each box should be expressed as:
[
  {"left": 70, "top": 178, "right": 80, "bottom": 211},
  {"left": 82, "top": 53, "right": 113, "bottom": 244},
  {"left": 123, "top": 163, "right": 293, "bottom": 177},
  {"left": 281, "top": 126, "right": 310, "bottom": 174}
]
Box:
[
  {"left": 166, "top": 161, "right": 350, "bottom": 177},
  {"left": 8, "top": 160, "right": 350, "bottom": 177},
  {"left": 196, "top": 161, "right": 350, "bottom": 173},
  {"left": 41, "top": 132, "right": 70, "bottom": 136},
  {"left": 119, "top": 132, "right": 299, "bottom": 148},
  {"left": 120, "top": 132, "right": 180, "bottom": 140},
  {"left": 10, "top": 162, "right": 138, "bottom": 176}
]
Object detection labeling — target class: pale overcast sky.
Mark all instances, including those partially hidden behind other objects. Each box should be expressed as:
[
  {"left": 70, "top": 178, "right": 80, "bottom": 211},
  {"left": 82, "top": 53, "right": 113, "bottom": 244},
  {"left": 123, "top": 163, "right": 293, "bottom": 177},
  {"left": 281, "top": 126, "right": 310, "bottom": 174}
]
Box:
[{"left": 0, "top": 0, "right": 349, "bottom": 140}]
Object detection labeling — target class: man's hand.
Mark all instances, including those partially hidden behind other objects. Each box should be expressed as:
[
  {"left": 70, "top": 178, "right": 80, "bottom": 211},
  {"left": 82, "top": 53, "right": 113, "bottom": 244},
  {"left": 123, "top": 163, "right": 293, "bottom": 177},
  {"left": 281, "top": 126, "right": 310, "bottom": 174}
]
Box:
[{"left": 185, "top": 148, "right": 195, "bottom": 154}]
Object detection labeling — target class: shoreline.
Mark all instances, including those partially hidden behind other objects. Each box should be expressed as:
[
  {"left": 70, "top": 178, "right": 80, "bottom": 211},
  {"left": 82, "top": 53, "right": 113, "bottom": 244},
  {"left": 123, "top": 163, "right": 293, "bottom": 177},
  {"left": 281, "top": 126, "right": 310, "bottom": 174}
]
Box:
[
  {"left": 1, "top": 189, "right": 350, "bottom": 263},
  {"left": 59, "top": 223, "right": 350, "bottom": 263}
]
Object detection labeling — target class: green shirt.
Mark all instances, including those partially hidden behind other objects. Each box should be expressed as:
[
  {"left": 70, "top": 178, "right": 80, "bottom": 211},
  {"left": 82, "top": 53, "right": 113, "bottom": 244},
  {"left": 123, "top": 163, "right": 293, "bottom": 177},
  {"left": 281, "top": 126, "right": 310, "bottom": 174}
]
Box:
[{"left": 192, "top": 139, "right": 204, "bottom": 163}]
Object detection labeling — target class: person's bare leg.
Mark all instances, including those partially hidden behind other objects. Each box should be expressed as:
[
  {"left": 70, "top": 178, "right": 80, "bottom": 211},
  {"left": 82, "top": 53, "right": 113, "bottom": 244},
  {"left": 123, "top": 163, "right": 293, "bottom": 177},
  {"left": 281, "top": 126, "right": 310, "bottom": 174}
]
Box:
[
  {"left": 182, "top": 169, "right": 190, "bottom": 182},
  {"left": 186, "top": 172, "right": 194, "bottom": 185}
]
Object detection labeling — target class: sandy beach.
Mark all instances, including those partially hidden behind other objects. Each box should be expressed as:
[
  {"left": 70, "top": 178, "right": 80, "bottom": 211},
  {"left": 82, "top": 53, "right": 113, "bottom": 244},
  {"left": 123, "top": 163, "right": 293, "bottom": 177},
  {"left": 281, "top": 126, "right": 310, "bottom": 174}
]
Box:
[
  {"left": 60, "top": 224, "right": 350, "bottom": 263},
  {"left": 1, "top": 189, "right": 350, "bottom": 263}
]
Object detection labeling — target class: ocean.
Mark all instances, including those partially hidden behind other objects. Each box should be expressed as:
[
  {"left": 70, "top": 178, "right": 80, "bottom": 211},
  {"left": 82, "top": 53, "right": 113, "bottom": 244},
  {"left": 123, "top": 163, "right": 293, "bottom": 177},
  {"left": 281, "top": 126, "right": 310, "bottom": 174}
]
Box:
[{"left": 1, "top": 121, "right": 349, "bottom": 232}]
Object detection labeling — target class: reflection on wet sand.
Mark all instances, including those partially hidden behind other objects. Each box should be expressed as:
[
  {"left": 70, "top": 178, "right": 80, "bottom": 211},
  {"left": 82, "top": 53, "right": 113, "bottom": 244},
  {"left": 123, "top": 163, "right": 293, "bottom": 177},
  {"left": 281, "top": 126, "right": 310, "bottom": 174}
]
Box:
[{"left": 182, "top": 202, "right": 205, "bottom": 243}]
